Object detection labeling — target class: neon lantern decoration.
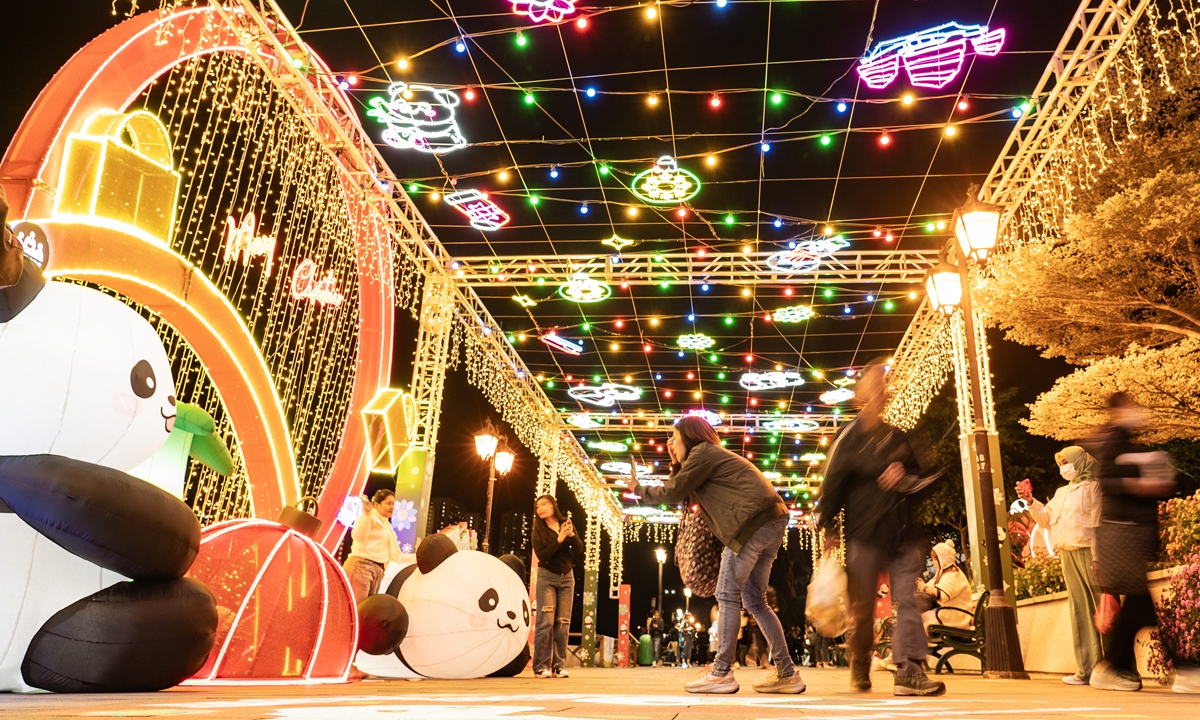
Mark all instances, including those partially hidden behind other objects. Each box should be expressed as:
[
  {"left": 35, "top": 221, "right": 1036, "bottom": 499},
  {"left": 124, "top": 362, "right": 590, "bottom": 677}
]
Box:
[
  {"left": 444, "top": 189, "right": 511, "bottom": 231},
  {"left": 819, "top": 388, "right": 856, "bottom": 404},
  {"left": 366, "top": 82, "right": 466, "bottom": 154},
  {"left": 602, "top": 234, "right": 636, "bottom": 252},
  {"left": 559, "top": 271, "right": 612, "bottom": 303},
  {"left": 588, "top": 440, "right": 630, "bottom": 453},
  {"left": 568, "top": 382, "right": 642, "bottom": 407},
  {"left": 740, "top": 371, "right": 806, "bottom": 391},
  {"left": 763, "top": 418, "right": 821, "bottom": 433},
  {"left": 291, "top": 259, "right": 345, "bottom": 307},
  {"left": 541, "top": 331, "right": 584, "bottom": 355},
  {"left": 766, "top": 237, "right": 849, "bottom": 274},
  {"left": 773, "top": 304, "right": 815, "bottom": 323},
  {"left": 683, "top": 409, "right": 722, "bottom": 426},
  {"left": 677, "top": 333, "right": 715, "bottom": 351},
  {"left": 567, "top": 412, "right": 603, "bottom": 429},
  {"left": 601, "top": 461, "right": 652, "bottom": 477},
  {"left": 630, "top": 156, "right": 702, "bottom": 205},
  {"left": 510, "top": 0, "right": 577, "bottom": 23},
  {"left": 512, "top": 293, "right": 536, "bottom": 307},
  {"left": 857, "top": 22, "right": 1005, "bottom": 90},
  {"left": 223, "top": 213, "right": 276, "bottom": 276}
]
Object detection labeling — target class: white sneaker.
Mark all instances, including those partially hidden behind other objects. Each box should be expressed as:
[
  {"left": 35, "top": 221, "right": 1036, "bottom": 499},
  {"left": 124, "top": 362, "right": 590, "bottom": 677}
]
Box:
[
  {"left": 535, "top": 669, "right": 554, "bottom": 678},
  {"left": 1173, "top": 664, "right": 1200, "bottom": 694},
  {"left": 554, "top": 668, "right": 570, "bottom": 678},
  {"left": 1062, "top": 674, "right": 1087, "bottom": 686},
  {"left": 685, "top": 669, "right": 739, "bottom": 694},
  {"left": 1090, "top": 661, "right": 1141, "bottom": 692}
]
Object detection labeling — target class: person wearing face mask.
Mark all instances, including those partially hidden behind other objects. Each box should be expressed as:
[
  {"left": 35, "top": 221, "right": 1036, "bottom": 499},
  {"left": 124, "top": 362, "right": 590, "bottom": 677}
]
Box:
[
  {"left": 1085, "top": 393, "right": 1199, "bottom": 694},
  {"left": 1016, "top": 447, "right": 1103, "bottom": 686}
]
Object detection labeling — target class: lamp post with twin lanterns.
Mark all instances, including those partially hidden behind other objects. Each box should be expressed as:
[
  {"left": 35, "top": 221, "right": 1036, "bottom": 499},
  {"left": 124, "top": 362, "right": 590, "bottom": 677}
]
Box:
[
  {"left": 475, "top": 418, "right": 515, "bottom": 555},
  {"left": 655, "top": 547, "right": 667, "bottom": 613},
  {"left": 923, "top": 186, "right": 1028, "bottom": 679}
]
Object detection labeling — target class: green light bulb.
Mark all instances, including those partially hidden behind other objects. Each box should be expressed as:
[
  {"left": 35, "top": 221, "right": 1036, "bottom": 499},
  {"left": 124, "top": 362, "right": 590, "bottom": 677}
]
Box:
[
  {"left": 724, "top": 214, "right": 735, "bottom": 224},
  {"left": 529, "top": 196, "right": 539, "bottom": 205},
  {"left": 408, "top": 183, "right": 419, "bottom": 193},
  {"left": 721, "top": 395, "right": 730, "bottom": 403},
  {"left": 724, "top": 316, "right": 733, "bottom": 325},
  {"left": 718, "top": 372, "right": 726, "bottom": 380},
  {"left": 884, "top": 300, "right": 894, "bottom": 310},
  {"left": 516, "top": 33, "right": 527, "bottom": 47},
  {"left": 823, "top": 288, "right": 833, "bottom": 298},
  {"left": 593, "top": 375, "right": 601, "bottom": 382},
  {"left": 820, "top": 135, "right": 832, "bottom": 146},
  {"left": 524, "top": 93, "right": 535, "bottom": 105},
  {"left": 709, "top": 354, "right": 718, "bottom": 362},
  {"left": 546, "top": 380, "right": 555, "bottom": 388},
  {"left": 599, "top": 164, "right": 610, "bottom": 175},
  {"left": 582, "top": 323, "right": 590, "bottom": 331},
  {"left": 771, "top": 92, "right": 782, "bottom": 105}
]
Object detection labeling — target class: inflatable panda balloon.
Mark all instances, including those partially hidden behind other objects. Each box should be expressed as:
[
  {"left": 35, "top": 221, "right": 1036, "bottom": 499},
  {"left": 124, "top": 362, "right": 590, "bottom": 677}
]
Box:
[
  {"left": 355, "top": 533, "right": 530, "bottom": 679},
  {"left": 0, "top": 259, "right": 217, "bottom": 693}
]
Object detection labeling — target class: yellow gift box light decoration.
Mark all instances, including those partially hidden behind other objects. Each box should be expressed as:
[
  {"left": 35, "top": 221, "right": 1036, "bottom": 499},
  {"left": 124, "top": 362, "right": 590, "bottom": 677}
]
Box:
[
  {"left": 52, "top": 109, "right": 180, "bottom": 246},
  {"left": 361, "top": 388, "right": 418, "bottom": 474}
]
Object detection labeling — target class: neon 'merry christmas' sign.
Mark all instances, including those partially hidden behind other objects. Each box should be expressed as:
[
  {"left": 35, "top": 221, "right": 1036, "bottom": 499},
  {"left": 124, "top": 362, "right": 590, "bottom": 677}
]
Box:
[
  {"left": 858, "top": 22, "right": 1005, "bottom": 90},
  {"left": 444, "top": 189, "right": 511, "bottom": 231},
  {"left": 510, "top": 0, "right": 576, "bottom": 23},
  {"left": 366, "top": 82, "right": 466, "bottom": 153}
]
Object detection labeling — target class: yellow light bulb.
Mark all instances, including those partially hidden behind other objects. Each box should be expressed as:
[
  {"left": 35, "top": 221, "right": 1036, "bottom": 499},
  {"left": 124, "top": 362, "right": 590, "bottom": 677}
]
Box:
[
  {"left": 397, "top": 58, "right": 409, "bottom": 70},
  {"left": 648, "top": 94, "right": 659, "bottom": 106},
  {"left": 902, "top": 93, "right": 914, "bottom": 105},
  {"left": 498, "top": 171, "right": 509, "bottom": 181},
  {"left": 646, "top": 6, "right": 657, "bottom": 18},
  {"left": 706, "top": 155, "right": 716, "bottom": 166},
  {"left": 944, "top": 125, "right": 957, "bottom": 137}
]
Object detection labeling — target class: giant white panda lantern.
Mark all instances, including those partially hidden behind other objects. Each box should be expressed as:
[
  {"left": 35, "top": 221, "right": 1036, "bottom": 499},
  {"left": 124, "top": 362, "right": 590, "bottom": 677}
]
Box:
[{"left": 0, "top": 258, "right": 218, "bottom": 692}]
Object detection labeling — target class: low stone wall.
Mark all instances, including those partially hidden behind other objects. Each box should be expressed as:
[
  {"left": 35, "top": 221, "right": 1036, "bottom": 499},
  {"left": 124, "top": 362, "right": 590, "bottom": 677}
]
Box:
[{"left": 1016, "top": 567, "right": 1181, "bottom": 677}]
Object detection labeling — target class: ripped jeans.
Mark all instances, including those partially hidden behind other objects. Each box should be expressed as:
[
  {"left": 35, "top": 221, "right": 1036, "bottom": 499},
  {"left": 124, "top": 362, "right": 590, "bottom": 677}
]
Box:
[{"left": 534, "top": 567, "right": 575, "bottom": 672}]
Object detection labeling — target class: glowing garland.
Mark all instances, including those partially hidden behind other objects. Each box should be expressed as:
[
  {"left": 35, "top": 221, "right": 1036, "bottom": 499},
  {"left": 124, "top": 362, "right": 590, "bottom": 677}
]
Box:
[
  {"left": 588, "top": 440, "right": 629, "bottom": 453},
  {"left": 819, "top": 388, "right": 856, "bottom": 404},
  {"left": 858, "top": 22, "right": 1005, "bottom": 90},
  {"left": 558, "top": 271, "right": 612, "bottom": 303},
  {"left": 772, "top": 304, "right": 815, "bottom": 323},
  {"left": 510, "top": 0, "right": 576, "bottom": 24},
  {"left": 740, "top": 371, "right": 805, "bottom": 391},
  {"left": 566, "top": 412, "right": 603, "bottom": 429},
  {"left": 444, "top": 190, "right": 510, "bottom": 231},
  {"left": 540, "top": 331, "right": 583, "bottom": 355},
  {"left": 365, "top": 82, "right": 466, "bottom": 154},
  {"left": 766, "top": 238, "right": 849, "bottom": 273},
  {"left": 762, "top": 418, "right": 821, "bottom": 433},
  {"left": 677, "top": 333, "right": 715, "bottom": 351},
  {"left": 630, "top": 156, "right": 702, "bottom": 205},
  {"left": 600, "top": 461, "right": 652, "bottom": 476},
  {"left": 568, "top": 382, "right": 642, "bottom": 407}
]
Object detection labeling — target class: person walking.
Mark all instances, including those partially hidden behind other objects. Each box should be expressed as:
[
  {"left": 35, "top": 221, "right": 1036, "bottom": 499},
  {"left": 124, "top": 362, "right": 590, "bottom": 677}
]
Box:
[
  {"left": 649, "top": 610, "right": 664, "bottom": 666},
  {"left": 816, "top": 360, "right": 946, "bottom": 696},
  {"left": 678, "top": 616, "right": 695, "bottom": 668},
  {"left": 633, "top": 414, "right": 803, "bottom": 694},
  {"left": 1086, "top": 393, "right": 1200, "bottom": 693},
  {"left": 1016, "top": 446, "right": 1104, "bottom": 685},
  {"left": 532, "top": 494, "right": 582, "bottom": 679},
  {"left": 343, "top": 489, "right": 402, "bottom": 603}
]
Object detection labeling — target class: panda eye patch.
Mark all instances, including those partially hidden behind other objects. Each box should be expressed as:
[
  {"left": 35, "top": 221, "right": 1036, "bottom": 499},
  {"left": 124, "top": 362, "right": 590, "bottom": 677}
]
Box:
[
  {"left": 130, "top": 360, "right": 157, "bottom": 399},
  {"left": 478, "top": 588, "right": 499, "bottom": 612},
  {"left": 522, "top": 599, "right": 530, "bottom": 625}
]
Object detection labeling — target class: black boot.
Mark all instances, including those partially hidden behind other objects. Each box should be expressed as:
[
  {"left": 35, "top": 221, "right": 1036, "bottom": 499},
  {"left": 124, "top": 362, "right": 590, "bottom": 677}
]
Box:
[{"left": 850, "top": 660, "right": 871, "bottom": 691}]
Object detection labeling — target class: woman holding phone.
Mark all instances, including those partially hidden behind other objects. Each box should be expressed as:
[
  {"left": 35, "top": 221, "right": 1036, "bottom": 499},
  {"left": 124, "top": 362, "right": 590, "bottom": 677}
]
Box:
[
  {"left": 342, "top": 489, "right": 403, "bottom": 603},
  {"left": 634, "top": 415, "right": 801, "bottom": 694},
  {"left": 532, "top": 494, "right": 583, "bottom": 678}
]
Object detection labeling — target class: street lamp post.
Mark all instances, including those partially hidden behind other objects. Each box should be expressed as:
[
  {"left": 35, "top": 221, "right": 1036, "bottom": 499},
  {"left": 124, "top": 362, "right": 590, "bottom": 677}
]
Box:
[
  {"left": 655, "top": 547, "right": 667, "bottom": 613},
  {"left": 475, "top": 419, "right": 515, "bottom": 555},
  {"left": 923, "top": 186, "right": 1028, "bottom": 679},
  {"left": 683, "top": 587, "right": 692, "bottom": 616}
]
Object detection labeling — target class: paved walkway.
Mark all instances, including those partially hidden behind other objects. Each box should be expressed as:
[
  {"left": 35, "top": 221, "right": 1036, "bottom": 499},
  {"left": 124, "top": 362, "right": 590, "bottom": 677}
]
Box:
[{"left": 2, "top": 666, "right": 1198, "bottom": 719}]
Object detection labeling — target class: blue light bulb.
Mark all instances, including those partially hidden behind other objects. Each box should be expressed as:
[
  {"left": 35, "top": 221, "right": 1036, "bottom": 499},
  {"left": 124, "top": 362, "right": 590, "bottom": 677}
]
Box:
[
  {"left": 701, "top": 283, "right": 710, "bottom": 291},
  {"left": 687, "top": 314, "right": 696, "bottom": 321},
  {"left": 455, "top": 41, "right": 466, "bottom": 53},
  {"left": 761, "top": 142, "right": 771, "bottom": 152},
  {"left": 586, "top": 87, "right": 597, "bottom": 98},
  {"left": 717, "top": 0, "right": 727, "bottom": 6},
  {"left": 655, "top": 374, "right": 662, "bottom": 380},
  {"left": 843, "top": 305, "right": 852, "bottom": 314},
  {"left": 867, "top": 294, "right": 875, "bottom": 302},
  {"left": 678, "top": 351, "right": 685, "bottom": 357},
  {"left": 550, "top": 167, "right": 559, "bottom": 179},
  {"left": 580, "top": 204, "right": 589, "bottom": 214},
  {"left": 773, "top": 218, "right": 782, "bottom": 228},
  {"left": 788, "top": 241, "right": 796, "bottom": 249},
  {"left": 836, "top": 101, "right": 847, "bottom": 113}
]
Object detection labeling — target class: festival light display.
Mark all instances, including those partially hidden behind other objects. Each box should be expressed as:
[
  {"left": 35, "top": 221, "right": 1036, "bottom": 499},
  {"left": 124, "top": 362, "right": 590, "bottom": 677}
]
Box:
[
  {"left": 857, "top": 22, "right": 1005, "bottom": 90},
  {"left": 223, "top": 213, "right": 276, "bottom": 276},
  {"left": 630, "top": 156, "right": 702, "bottom": 205},
  {"left": 602, "top": 234, "right": 635, "bottom": 252},
  {"left": 800, "top": 452, "right": 827, "bottom": 464},
  {"left": 510, "top": 0, "right": 577, "bottom": 24},
  {"left": 683, "top": 409, "right": 722, "bottom": 426},
  {"left": 588, "top": 440, "right": 629, "bottom": 452},
  {"left": 559, "top": 271, "right": 613, "bottom": 303},
  {"left": 541, "top": 331, "right": 584, "bottom": 355},
  {"left": 601, "top": 461, "right": 652, "bottom": 476},
  {"left": 766, "top": 237, "right": 850, "bottom": 273},
  {"left": 739, "top": 371, "right": 805, "bottom": 391},
  {"left": 512, "top": 293, "right": 536, "bottom": 307},
  {"left": 366, "top": 82, "right": 466, "bottom": 153},
  {"left": 819, "top": 388, "right": 856, "bottom": 404},
  {"left": 773, "top": 304, "right": 815, "bottom": 323},
  {"left": 567, "top": 412, "right": 603, "bottom": 429},
  {"left": 568, "top": 382, "right": 642, "bottom": 407},
  {"left": 762, "top": 418, "right": 821, "bottom": 433},
  {"left": 677, "top": 333, "right": 715, "bottom": 351},
  {"left": 444, "top": 189, "right": 511, "bottom": 231},
  {"left": 291, "top": 259, "right": 345, "bottom": 307}
]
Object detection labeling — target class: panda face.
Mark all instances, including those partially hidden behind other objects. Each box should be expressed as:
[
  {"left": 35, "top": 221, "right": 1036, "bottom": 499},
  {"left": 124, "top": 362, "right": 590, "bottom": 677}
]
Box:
[{"left": 0, "top": 282, "right": 176, "bottom": 471}]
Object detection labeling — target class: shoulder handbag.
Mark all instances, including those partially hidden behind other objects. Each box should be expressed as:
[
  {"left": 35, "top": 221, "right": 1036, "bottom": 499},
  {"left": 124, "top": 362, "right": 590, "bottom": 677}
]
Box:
[{"left": 676, "top": 496, "right": 723, "bottom": 597}]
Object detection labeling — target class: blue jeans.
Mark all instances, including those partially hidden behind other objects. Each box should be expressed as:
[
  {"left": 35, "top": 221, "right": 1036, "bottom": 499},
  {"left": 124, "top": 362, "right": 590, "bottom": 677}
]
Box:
[
  {"left": 713, "top": 518, "right": 794, "bottom": 677},
  {"left": 534, "top": 567, "right": 574, "bottom": 672}
]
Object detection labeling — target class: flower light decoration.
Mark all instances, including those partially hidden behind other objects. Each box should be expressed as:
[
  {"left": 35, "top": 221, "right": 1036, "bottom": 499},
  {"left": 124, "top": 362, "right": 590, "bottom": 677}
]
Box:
[
  {"left": 857, "top": 22, "right": 1005, "bottom": 90},
  {"left": 740, "top": 371, "right": 806, "bottom": 391},
  {"left": 540, "top": 331, "right": 584, "bottom": 355},
  {"left": 559, "top": 271, "right": 613, "bottom": 303},
  {"left": 568, "top": 382, "right": 642, "bottom": 407},
  {"left": 444, "top": 189, "right": 511, "bottom": 231},
  {"left": 601, "top": 461, "right": 652, "bottom": 477},
  {"left": 366, "top": 82, "right": 466, "bottom": 153},
  {"left": 390, "top": 499, "right": 419, "bottom": 535},
  {"left": 766, "top": 237, "right": 850, "bottom": 274},
  {"left": 510, "top": 0, "right": 577, "bottom": 24},
  {"left": 773, "top": 304, "right": 815, "bottom": 323},
  {"left": 567, "top": 413, "right": 603, "bottom": 429},
  {"left": 588, "top": 440, "right": 630, "bottom": 453},
  {"left": 763, "top": 418, "right": 821, "bottom": 433},
  {"left": 682, "top": 409, "right": 722, "bottom": 426},
  {"left": 819, "top": 388, "right": 856, "bottom": 404},
  {"left": 677, "top": 333, "right": 715, "bottom": 351},
  {"left": 630, "top": 156, "right": 702, "bottom": 205}
]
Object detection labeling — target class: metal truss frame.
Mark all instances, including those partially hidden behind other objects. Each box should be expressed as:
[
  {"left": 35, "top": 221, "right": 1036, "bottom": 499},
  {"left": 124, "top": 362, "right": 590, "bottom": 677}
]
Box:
[{"left": 451, "top": 248, "right": 939, "bottom": 288}]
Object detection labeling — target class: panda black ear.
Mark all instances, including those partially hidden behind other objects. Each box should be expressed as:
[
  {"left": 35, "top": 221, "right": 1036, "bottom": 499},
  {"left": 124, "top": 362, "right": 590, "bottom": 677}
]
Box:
[
  {"left": 416, "top": 533, "right": 457, "bottom": 574},
  {"left": 497, "top": 553, "right": 526, "bottom": 583}
]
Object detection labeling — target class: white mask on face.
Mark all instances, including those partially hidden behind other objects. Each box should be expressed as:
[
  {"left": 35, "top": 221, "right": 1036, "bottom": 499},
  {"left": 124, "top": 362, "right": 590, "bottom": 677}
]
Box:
[{"left": 1059, "top": 463, "right": 1078, "bottom": 481}]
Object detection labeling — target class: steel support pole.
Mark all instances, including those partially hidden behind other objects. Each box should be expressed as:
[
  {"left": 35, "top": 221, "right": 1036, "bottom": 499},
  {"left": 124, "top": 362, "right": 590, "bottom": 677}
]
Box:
[
  {"left": 482, "top": 459, "right": 496, "bottom": 555},
  {"left": 958, "top": 261, "right": 1028, "bottom": 679}
]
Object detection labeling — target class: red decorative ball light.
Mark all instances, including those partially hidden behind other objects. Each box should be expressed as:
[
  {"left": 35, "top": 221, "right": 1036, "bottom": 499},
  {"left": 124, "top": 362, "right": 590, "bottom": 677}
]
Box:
[{"left": 185, "top": 519, "right": 358, "bottom": 684}]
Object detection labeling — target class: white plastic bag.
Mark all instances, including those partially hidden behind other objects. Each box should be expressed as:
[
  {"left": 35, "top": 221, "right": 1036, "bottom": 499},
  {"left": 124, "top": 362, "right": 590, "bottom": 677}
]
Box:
[{"left": 806, "top": 554, "right": 849, "bottom": 638}]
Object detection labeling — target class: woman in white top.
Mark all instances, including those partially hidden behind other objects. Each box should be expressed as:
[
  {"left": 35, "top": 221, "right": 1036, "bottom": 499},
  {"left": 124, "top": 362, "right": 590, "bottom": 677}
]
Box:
[
  {"left": 917, "top": 541, "right": 973, "bottom": 630},
  {"left": 1017, "top": 446, "right": 1103, "bottom": 686},
  {"left": 342, "top": 489, "right": 403, "bottom": 603}
]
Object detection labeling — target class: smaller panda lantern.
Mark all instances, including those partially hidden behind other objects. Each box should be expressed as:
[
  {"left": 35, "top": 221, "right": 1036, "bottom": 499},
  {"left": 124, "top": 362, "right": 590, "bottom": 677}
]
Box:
[{"left": 359, "top": 533, "right": 530, "bottom": 679}]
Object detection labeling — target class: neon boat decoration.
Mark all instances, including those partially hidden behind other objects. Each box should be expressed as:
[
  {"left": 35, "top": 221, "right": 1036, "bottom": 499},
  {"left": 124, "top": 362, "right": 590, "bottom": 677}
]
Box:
[{"left": 858, "top": 22, "right": 1005, "bottom": 90}]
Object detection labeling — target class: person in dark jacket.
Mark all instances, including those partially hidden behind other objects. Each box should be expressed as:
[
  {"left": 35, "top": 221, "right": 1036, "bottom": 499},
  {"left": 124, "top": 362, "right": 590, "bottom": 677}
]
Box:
[
  {"left": 634, "top": 415, "right": 803, "bottom": 695},
  {"left": 531, "top": 494, "right": 583, "bottom": 679},
  {"left": 1085, "top": 392, "right": 1200, "bottom": 694},
  {"left": 648, "top": 610, "right": 664, "bottom": 666},
  {"left": 817, "top": 360, "right": 945, "bottom": 696}
]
